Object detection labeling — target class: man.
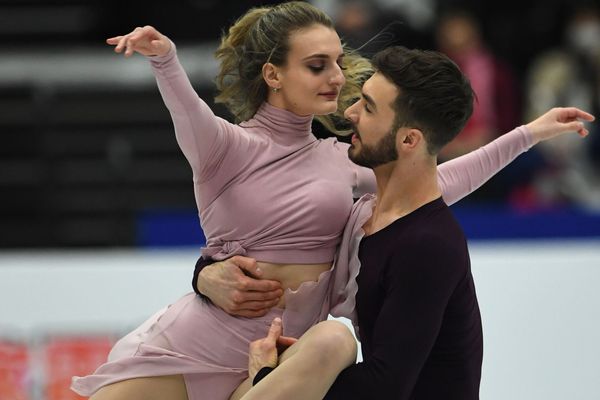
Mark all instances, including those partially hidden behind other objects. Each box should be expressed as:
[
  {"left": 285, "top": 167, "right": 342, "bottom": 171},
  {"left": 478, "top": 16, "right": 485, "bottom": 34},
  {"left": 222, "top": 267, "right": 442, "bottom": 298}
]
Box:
[
  {"left": 239, "top": 45, "right": 483, "bottom": 399},
  {"left": 197, "top": 47, "right": 593, "bottom": 399}
]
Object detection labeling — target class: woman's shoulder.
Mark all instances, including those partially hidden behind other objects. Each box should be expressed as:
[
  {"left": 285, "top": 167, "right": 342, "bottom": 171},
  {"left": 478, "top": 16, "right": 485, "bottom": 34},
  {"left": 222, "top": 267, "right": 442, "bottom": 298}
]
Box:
[{"left": 316, "top": 136, "right": 351, "bottom": 151}]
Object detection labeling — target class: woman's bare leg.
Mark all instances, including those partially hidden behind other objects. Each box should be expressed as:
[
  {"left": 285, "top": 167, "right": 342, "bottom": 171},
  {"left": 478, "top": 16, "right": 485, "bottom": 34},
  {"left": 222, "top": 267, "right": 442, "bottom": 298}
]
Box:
[
  {"left": 229, "top": 378, "right": 252, "bottom": 400},
  {"left": 230, "top": 320, "right": 357, "bottom": 400},
  {"left": 90, "top": 375, "right": 188, "bottom": 400}
]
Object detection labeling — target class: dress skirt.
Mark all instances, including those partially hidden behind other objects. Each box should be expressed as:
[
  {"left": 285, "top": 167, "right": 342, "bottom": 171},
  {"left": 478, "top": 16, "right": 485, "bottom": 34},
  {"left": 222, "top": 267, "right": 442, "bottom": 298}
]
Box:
[{"left": 71, "top": 266, "right": 333, "bottom": 400}]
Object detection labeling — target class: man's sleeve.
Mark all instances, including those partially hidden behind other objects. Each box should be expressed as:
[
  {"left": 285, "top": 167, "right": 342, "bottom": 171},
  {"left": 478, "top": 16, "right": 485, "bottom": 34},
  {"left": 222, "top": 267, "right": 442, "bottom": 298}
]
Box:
[
  {"left": 324, "top": 238, "right": 463, "bottom": 399},
  {"left": 192, "top": 256, "right": 215, "bottom": 297}
]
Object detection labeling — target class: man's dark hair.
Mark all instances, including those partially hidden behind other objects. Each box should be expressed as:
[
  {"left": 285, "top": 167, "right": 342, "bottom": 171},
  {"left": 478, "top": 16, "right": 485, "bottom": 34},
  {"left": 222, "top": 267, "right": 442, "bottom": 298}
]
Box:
[{"left": 371, "top": 46, "right": 474, "bottom": 155}]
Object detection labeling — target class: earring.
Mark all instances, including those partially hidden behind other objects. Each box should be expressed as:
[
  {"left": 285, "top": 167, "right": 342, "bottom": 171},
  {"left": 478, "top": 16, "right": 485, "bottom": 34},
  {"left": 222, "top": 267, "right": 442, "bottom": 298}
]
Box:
[{"left": 272, "top": 87, "right": 280, "bottom": 93}]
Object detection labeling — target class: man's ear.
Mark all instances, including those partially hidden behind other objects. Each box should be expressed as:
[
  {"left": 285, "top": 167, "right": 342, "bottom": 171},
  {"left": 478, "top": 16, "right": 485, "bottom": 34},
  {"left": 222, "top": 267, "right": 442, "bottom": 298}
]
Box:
[
  {"left": 262, "top": 62, "right": 281, "bottom": 91},
  {"left": 398, "top": 128, "right": 423, "bottom": 151}
]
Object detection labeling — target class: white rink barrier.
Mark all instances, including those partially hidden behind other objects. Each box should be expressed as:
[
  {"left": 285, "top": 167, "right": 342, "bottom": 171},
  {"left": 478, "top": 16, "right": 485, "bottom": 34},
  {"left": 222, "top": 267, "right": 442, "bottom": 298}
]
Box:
[{"left": 1, "top": 240, "right": 599, "bottom": 400}]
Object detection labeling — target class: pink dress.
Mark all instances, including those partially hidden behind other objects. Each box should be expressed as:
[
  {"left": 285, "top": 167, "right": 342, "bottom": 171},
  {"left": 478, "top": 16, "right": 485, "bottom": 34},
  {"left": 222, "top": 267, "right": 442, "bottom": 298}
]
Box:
[{"left": 71, "top": 43, "right": 533, "bottom": 400}]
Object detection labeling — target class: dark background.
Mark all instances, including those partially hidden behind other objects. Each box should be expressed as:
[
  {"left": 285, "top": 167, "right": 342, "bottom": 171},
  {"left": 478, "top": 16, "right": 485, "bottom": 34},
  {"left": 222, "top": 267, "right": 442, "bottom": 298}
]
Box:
[{"left": 1, "top": 0, "right": 598, "bottom": 248}]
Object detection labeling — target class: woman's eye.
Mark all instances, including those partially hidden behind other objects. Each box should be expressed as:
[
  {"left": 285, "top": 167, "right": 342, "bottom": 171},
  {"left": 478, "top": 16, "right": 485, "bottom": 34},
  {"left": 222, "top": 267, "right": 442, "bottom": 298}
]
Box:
[
  {"left": 337, "top": 62, "right": 347, "bottom": 71},
  {"left": 364, "top": 104, "right": 372, "bottom": 113},
  {"left": 308, "top": 65, "right": 325, "bottom": 73}
]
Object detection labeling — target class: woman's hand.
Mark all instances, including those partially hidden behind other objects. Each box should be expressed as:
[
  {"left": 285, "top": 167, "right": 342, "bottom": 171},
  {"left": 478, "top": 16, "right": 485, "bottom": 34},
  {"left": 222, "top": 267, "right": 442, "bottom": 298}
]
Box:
[
  {"left": 106, "top": 25, "right": 171, "bottom": 57},
  {"left": 526, "top": 107, "right": 595, "bottom": 144}
]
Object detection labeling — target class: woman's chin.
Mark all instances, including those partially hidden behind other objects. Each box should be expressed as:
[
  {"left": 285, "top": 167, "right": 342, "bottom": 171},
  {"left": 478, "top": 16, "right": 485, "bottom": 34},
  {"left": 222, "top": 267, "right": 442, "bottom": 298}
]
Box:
[{"left": 314, "top": 103, "right": 338, "bottom": 116}]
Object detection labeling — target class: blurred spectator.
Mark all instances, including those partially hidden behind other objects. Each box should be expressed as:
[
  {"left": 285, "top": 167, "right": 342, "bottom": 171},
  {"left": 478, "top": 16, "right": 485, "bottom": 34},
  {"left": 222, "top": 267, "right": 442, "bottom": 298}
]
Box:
[
  {"left": 523, "top": 4, "right": 600, "bottom": 210},
  {"left": 326, "top": 0, "right": 382, "bottom": 49},
  {"left": 435, "top": 10, "right": 520, "bottom": 162},
  {"left": 311, "top": 0, "right": 435, "bottom": 51}
]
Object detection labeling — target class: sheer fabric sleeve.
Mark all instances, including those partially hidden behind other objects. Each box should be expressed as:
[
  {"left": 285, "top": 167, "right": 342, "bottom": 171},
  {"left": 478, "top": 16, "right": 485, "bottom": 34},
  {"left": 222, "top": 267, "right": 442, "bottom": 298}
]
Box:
[
  {"left": 331, "top": 140, "right": 376, "bottom": 197},
  {"left": 352, "top": 163, "right": 377, "bottom": 198},
  {"left": 438, "top": 126, "right": 534, "bottom": 205}
]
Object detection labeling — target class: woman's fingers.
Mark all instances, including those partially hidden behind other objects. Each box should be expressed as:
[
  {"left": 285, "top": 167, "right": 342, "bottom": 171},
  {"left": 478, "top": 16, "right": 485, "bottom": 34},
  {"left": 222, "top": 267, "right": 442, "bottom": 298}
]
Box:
[
  {"left": 125, "top": 38, "right": 135, "bottom": 57},
  {"left": 106, "top": 36, "right": 122, "bottom": 45},
  {"left": 558, "top": 107, "right": 595, "bottom": 123},
  {"left": 578, "top": 127, "right": 589, "bottom": 137},
  {"left": 115, "top": 34, "right": 130, "bottom": 53},
  {"left": 151, "top": 39, "right": 166, "bottom": 53},
  {"left": 124, "top": 27, "right": 142, "bottom": 57},
  {"left": 570, "top": 107, "right": 595, "bottom": 122},
  {"left": 106, "top": 26, "right": 168, "bottom": 57}
]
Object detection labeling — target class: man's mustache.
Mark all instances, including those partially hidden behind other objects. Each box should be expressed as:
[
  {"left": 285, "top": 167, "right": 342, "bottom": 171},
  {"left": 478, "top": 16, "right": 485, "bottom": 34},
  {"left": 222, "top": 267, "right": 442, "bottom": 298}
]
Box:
[{"left": 351, "top": 124, "right": 361, "bottom": 140}]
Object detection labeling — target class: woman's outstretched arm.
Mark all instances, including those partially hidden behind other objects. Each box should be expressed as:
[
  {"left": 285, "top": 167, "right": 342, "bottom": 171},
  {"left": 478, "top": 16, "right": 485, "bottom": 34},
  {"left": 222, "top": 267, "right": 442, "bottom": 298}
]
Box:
[
  {"left": 438, "top": 107, "right": 594, "bottom": 205},
  {"left": 107, "top": 25, "right": 245, "bottom": 181}
]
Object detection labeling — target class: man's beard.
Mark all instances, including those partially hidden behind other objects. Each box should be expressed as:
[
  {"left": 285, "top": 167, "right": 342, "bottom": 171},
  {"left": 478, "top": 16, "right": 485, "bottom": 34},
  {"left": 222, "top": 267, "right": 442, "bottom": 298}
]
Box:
[{"left": 349, "top": 128, "right": 398, "bottom": 169}]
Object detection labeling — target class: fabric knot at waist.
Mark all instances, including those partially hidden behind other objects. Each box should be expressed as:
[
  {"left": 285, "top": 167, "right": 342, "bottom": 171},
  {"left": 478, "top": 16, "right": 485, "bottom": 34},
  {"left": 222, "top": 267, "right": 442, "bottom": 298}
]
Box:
[{"left": 201, "top": 240, "right": 248, "bottom": 261}]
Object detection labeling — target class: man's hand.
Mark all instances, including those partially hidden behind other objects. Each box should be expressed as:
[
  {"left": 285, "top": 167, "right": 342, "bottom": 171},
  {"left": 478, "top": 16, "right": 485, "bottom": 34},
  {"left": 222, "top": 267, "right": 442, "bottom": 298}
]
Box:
[
  {"left": 526, "top": 107, "right": 595, "bottom": 144},
  {"left": 197, "top": 256, "right": 283, "bottom": 318},
  {"left": 248, "top": 318, "right": 298, "bottom": 380}
]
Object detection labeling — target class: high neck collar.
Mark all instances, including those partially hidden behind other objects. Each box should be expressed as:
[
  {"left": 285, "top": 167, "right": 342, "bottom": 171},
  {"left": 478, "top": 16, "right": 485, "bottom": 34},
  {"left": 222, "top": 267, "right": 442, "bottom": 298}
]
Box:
[{"left": 244, "top": 102, "right": 314, "bottom": 140}]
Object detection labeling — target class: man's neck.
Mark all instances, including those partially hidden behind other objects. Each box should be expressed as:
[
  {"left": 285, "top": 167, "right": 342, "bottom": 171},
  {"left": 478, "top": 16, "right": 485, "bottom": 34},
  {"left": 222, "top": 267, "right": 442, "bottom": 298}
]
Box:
[{"left": 364, "top": 158, "right": 441, "bottom": 236}]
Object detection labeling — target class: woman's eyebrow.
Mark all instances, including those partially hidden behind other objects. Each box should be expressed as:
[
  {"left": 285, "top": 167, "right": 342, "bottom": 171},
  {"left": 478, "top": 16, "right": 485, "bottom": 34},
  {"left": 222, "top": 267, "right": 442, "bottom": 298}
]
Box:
[{"left": 302, "top": 52, "right": 345, "bottom": 61}]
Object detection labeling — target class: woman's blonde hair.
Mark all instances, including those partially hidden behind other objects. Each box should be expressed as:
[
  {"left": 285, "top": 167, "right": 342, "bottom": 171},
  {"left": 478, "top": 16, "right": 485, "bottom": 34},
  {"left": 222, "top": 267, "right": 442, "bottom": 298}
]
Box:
[{"left": 214, "top": 1, "right": 373, "bottom": 135}]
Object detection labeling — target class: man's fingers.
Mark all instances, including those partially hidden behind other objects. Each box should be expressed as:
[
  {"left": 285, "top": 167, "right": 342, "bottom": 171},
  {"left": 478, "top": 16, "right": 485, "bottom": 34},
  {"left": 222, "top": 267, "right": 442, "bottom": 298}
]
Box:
[
  {"left": 233, "top": 288, "right": 283, "bottom": 303},
  {"left": 277, "top": 336, "right": 298, "bottom": 347},
  {"left": 224, "top": 257, "right": 283, "bottom": 291},
  {"left": 264, "top": 318, "right": 282, "bottom": 344},
  {"left": 232, "top": 298, "right": 280, "bottom": 311},
  {"left": 230, "top": 308, "right": 272, "bottom": 318},
  {"left": 230, "top": 255, "right": 261, "bottom": 278},
  {"left": 238, "top": 276, "right": 283, "bottom": 292}
]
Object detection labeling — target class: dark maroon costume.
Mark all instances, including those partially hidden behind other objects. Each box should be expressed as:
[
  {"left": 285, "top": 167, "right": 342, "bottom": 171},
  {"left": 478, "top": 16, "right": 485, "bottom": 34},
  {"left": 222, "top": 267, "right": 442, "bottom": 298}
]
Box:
[{"left": 325, "top": 197, "right": 483, "bottom": 400}]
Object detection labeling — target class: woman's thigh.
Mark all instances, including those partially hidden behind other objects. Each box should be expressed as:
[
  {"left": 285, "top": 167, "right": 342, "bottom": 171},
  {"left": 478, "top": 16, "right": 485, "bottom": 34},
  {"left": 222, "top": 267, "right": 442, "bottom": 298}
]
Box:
[
  {"left": 90, "top": 375, "right": 188, "bottom": 400},
  {"left": 279, "top": 320, "right": 357, "bottom": 366}
]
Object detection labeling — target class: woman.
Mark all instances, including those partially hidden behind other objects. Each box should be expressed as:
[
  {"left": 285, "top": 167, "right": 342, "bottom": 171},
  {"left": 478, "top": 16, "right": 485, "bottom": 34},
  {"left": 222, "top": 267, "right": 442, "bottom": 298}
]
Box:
[{"left": 71, "top": 3, "right": 574, "bottom": 400}]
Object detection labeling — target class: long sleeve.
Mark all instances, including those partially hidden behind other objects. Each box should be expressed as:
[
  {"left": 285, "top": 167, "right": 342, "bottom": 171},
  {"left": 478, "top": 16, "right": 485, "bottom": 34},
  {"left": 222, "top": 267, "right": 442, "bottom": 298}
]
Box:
[
  {"left": 438, "top": 125, "right": 534, "bottom": 205},
  {"left": 330, "top": 140, "right": 377, "bottom": 198},
  {"left": 325, "top": 237, "right": 463, "bottom": 399},
  {"left": 352, "top": 164, "right": 377, "bottom": 198},
  {"left": 149, "top": 43, "right": 245, "bottom": 183}
]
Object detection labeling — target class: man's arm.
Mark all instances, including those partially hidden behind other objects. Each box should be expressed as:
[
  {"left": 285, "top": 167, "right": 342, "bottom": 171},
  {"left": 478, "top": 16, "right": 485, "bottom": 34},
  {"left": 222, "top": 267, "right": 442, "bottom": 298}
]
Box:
[
  {"left": 193, "top": 256, "right": 283, "bottom": 318},
  {"left": 325, "top": 239, "right": 463, "bottom": 399}
]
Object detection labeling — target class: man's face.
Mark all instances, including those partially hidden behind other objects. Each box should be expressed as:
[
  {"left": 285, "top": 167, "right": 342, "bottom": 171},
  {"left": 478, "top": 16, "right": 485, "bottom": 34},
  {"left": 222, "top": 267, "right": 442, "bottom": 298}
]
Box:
[{"left": 344, "top": 72, "right": 400, "bottom": 168}]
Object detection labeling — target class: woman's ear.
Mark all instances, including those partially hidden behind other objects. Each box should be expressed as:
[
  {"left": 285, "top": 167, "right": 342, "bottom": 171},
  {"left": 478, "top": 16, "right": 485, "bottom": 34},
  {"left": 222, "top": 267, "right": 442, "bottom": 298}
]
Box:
[{"left": 262, "top": 63, "right": 281, "bottom": 91}]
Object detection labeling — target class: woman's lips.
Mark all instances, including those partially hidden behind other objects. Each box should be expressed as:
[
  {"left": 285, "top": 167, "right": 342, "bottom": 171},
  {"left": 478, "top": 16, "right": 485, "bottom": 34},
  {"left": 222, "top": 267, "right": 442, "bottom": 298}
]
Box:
[{"left": 319, "top": 92, "right": 338, "bottom": 100}]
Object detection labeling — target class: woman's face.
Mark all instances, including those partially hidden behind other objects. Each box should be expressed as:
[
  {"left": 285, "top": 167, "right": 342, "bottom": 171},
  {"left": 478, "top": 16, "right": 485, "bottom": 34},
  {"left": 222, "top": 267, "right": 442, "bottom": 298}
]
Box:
[{"left": 269, "top": 24, "right": 346, "bottom": 116}]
